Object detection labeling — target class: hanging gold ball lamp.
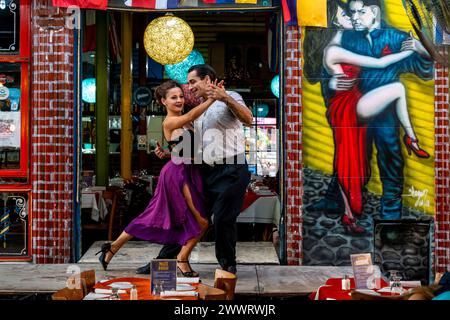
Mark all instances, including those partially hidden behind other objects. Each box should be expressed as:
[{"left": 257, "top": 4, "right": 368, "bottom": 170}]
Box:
[{"left": 143, "top": 14, "right": 194, "bottom": 65}]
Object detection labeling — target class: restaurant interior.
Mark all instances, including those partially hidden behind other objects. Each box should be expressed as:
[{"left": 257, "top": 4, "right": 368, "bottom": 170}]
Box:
[{"left": 79, "top": 10, "right": 282, "bottom": 257}]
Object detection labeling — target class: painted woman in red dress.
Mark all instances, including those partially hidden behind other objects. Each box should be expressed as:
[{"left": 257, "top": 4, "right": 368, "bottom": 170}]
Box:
[{"left": 304, "top": 1, "right": 429, "bottom": 234}]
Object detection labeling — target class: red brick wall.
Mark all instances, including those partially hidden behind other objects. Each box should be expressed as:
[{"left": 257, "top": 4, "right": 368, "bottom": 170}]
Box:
[
  {"left": 31, "top": 0, "right": 75, "bottom": 263},
  {"left": 434, "top": 47, "right": 450, "bottom": 273},
  {"left": 284, "top": 26, "right": 303, "bottom": 265}
]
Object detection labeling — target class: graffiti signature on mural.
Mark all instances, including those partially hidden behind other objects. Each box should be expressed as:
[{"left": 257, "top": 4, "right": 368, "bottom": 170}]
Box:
[{"left": 405, "top": 186, "right": 430, "bottom": 208}]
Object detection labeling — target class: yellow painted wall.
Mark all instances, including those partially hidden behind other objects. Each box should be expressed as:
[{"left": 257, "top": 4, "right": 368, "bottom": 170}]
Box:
[{"left": 302, "top": 0, "right": 435, "bottom": 215}]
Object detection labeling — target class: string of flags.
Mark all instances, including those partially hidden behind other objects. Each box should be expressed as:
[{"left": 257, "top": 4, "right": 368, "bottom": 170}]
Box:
[
  {"left": 51, "top": 0, "right": 327, "bottom": 26},
  {"left": 52, "top": 0, "right": 259, "bottom": 9}
]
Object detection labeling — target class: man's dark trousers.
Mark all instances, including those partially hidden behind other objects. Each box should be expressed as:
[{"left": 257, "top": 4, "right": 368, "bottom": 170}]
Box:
[{"left": 153, "top": 161, "right": 250, "bottom": 271}]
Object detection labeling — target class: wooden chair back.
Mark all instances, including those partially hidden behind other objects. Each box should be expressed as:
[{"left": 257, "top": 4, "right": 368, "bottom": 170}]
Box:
[
  {"left": 82, "top": 190, "right": 118, "bottom": 240},
  {"left": 64, "top": 269, "right": 96, "bottom": 297},
  {"left": 80, "top": 269, "right": 96, "bottom": 293},
  {"left": 214, "top": 269, "right": 237, "bottom": 300},
  {"left": 197, "top": 283, "right": 227, "bottom": 300},
  {"left": 102, "top": 190, "right": 118, "bottom": 240},
  {"left": 52, "top": 279, "right": 87, "bottom": 300}
]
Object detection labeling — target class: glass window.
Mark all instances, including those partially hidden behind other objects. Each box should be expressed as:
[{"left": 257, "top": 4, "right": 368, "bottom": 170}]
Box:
[
  {"left": 0, "top": 62, "right": 21, "bottom": 170},
  {"left": 0, "top": 0, "right": 20, "bottom": 55},
  {"left": 0, "top": 192, "right": 28, "bottom": 256}
]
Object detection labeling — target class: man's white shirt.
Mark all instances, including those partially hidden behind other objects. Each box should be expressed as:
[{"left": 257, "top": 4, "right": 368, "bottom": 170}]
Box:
[{"left": 194, "top": 91, "right": 247, "bottom": 165}]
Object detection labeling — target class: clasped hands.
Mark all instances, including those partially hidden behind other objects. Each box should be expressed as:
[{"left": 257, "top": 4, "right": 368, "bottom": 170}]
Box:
[
  {"left": 205, "top": 79, "right": 227, "bottom": 102},
  {"left": 400, "top": 31, "right": 429, "bottom": 58}
]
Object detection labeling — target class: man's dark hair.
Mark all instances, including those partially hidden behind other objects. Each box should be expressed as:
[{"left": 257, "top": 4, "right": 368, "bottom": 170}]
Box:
[{"left": 187, "top": 64, "right": 217, "bottom": 82}]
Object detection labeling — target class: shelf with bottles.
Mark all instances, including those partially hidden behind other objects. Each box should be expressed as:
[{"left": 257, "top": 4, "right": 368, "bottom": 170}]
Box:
[
  {"left": 82, "top": 113, "right": 95, "bottom": 154},
  {"left": 82, "top": 101, "right": 96, "bottom": 117},
  {"left": 247, "top": 156, "right": 278, "bottom": 178},
  {"left": 81, "top": 115, "right": 120, "bottom": 155},
  {"left": 243, "top": 98, "right": 278, "bottom": 177},
  {"left": 246, "top": 98, "right": 278, "bottom": 121},
  {"left": 145, "top": 100, "right": 166, "bottom": 116}
]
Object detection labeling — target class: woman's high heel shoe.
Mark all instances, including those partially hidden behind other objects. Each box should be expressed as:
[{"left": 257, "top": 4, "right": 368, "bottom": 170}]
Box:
[
  {"left": 342, "top": 215, "right": 365, "bottom": 234},
  {"left": 95, "top": 242, "right": 115, "bottom": 271},
  {"left": 177, "top": 260, "right": 199, "bottom": 277},
  {"left": 403, "top": 135, "right": 430, "bottom": 159}
]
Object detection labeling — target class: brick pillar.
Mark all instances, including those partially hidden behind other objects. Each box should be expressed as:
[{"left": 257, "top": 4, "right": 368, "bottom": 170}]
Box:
[
  {"left": 284, "top": 26, "right": 303, "bottom": 265},
  {"left": 434, "top": 47, "right": 450, "bottom": 273},
  {"left": 31, "top": 0, "right": 75, "bottom": 263}
]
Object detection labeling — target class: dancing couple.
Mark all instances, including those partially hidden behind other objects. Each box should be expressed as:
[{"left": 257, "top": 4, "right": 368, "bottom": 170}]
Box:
[
  {"left": 304, "top": 0, "right": 433, "bottom": 233},
  {"left": 97, "top": 64, "right": 252, "bottom": 276}
]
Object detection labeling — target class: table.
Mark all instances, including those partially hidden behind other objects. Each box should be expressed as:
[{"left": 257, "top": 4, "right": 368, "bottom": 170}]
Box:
[
  {"left": 81, "top": 187, "right": 108, "bottom": 222},
  {"left": 238, "top": 190, "right": 280, "bottom": 227},
  {"left": 309, "top": 277, "right": 418, "bottom": 300},
  {"left": 89, "top": 277, "right": 199, "bottom": 300}
]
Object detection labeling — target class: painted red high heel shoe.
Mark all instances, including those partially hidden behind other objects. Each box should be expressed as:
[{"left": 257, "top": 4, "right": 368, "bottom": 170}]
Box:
[
  {"left": 342, "top": 215, "right": 365, "bottom": 234},
  {"left": 403, "top": 135, "right": 430, "bottom": 159}
]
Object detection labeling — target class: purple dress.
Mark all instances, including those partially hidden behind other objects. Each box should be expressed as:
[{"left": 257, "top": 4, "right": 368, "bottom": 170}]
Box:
[{"left": 124, "top": 157, "right": 206, "bottom": 246}]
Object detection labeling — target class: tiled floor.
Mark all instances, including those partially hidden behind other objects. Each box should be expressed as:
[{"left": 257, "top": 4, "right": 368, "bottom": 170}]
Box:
[
  {"left": 0, "top": 263, "right": 353, "bottom": 297},
  {"left": 79, "top": 241, "right": 280, "bottom": 265},
  {"left": 0, "top": 241, "right": 355, "bottom": 297}
]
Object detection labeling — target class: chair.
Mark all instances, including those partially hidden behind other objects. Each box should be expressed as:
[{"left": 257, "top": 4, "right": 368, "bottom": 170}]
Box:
[
  {"left": 214, "top": 269, "right": 237, "bottom": 300},
  {"left": 80, "top": 269, "right": 96, "bottom": 293},
  {"left": 51, "top": 279, "right": 87, "bottom": 300},
  {"left": 197, "top": 283, "right": 227, "bottom": 300},
  {"left": 82, "top": 189, "right": 118, "bottom": 240},
  {"left": 53, "top": 269, "right": 97, "bottom": 300}
]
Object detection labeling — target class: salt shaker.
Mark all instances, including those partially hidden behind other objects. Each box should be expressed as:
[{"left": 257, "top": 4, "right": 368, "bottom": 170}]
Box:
[
  {"left": 152, "top": 280, "right": 162, "bottom": 296},
  {"left": 341, "top": 275, "right": 351, "bottom": 290},
  {"left": 130, "top": 284, "right": 138, "bottom": 300},
  {"left": 109, "top": 287, "right": 120, "bottom": 300}
]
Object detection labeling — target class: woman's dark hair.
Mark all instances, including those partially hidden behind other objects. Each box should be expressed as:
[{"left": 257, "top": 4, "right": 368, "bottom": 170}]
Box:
[
  {"left": 349, "top": 0, "right": 381, "bottom": 8},
  {"left": 154, "top": 80, "right": 182, "bottom": 106},
  {"left": 187, "top": 64, "right": 217, "bottom": 82},
  {"left": 303, "top": 0, "right": 347, "bottom": 84}
]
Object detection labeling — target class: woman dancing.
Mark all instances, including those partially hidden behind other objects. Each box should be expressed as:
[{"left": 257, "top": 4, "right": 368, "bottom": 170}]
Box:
[
  {"left": 96, "top": 80, "right": 217, "bottom": 277},
  {"left": 304, "top": 0, "right": 429, "bottom": 233}
]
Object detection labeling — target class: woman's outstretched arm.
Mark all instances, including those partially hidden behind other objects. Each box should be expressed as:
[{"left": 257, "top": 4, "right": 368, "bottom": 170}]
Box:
[{"left": 163, "top": 97, "right": 215, "bottom": 132}]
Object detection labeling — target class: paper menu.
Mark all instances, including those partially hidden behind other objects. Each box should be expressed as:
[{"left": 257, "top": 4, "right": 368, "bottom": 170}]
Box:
[
  {"left": 177, "top": 277, "right": 200, "bottom": 284},
  {"left": 151, "top": 259, "right": 177, "bottom": 294},
  {"left": 350, "top": 253, "right": 379, "bottom": 289}
]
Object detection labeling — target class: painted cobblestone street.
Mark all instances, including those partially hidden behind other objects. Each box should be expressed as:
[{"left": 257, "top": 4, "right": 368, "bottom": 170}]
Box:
[{"left": 302, "top": 168, "right": 434, "bottom": 280}]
